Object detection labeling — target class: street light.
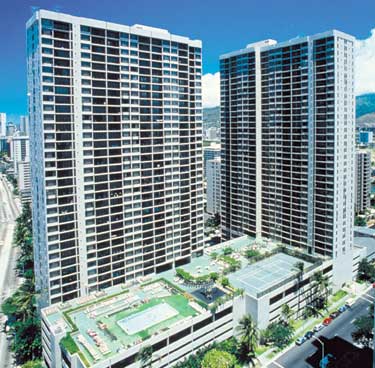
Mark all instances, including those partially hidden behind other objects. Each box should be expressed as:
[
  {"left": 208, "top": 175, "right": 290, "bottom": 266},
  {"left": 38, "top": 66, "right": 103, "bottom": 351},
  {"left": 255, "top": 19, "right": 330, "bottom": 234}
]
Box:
[{"left": 312, "top": 335, "right": 324, "bottom": 367}]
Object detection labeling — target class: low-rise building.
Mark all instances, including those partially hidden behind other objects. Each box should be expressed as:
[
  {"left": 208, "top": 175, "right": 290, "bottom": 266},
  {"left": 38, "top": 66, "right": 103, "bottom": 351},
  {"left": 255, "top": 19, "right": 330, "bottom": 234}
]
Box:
[
  {"left": 42, "top": 279, "right": 234, "bottom": 368},
  {"left": 42, "top": 236, "right": 349, "bottom": 367}
]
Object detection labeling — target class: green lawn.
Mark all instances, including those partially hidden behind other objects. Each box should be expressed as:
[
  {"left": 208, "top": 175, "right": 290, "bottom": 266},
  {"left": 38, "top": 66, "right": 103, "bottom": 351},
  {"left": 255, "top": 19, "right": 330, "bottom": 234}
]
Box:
[{"left": 331, "top": 290, "right": 348, "bottom": 303}]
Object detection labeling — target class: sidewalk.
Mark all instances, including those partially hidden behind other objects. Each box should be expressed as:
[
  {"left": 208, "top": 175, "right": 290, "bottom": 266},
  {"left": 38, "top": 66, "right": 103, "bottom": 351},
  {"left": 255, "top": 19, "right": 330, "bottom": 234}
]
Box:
[{"left": 257, "top": 282, "right": 371, "bottom": 367}]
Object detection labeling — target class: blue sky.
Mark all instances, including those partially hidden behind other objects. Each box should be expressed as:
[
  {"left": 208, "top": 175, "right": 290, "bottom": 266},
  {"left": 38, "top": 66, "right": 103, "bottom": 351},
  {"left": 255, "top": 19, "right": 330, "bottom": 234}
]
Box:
[{"left": 2, "top": 0, "right": 375, "bottom": 120}]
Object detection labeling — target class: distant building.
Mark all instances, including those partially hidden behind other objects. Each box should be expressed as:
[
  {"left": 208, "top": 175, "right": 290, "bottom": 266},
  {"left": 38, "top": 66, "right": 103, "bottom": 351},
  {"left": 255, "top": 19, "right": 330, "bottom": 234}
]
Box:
[
  {"left": 10, "top": 132, "right": 30, "bottom": 175},
  {"left": 205, "top": 127, "right": 219, "bottom": 141},
  {"left": 18, "top": 160, "right": 31, "bottom": 204},
  {"left": 359, "top": 131, "right": 373, "bottom": 145},
  {"left": 6, "top": 122, "right": 16, "bottom": 137},
  {"left": 355, "top": 150, "right": 371, "bottom": 213},
  {"left": 9, "top": 132, "right": 31, "bottom": 203},
  {"left": 203, "top": 143, "right": 220, "bottom": 176},
  {"left": 20, "top": 115, "right": 29, "bottom": 136},
  {"left": 206, "top": 157, "right": 221, "bottom": 215},
  {"left": 0, "top": 138, "right": 9, "bottom": 155},
  {"left": 0, "top": 113, "right": 6, "bottom": 137}
]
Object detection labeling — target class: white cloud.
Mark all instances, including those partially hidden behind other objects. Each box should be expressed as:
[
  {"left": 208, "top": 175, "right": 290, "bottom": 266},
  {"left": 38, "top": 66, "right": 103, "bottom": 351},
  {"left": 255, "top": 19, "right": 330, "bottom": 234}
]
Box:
[
  {"left": 356, "top": 29, "right": 375, "bottom": 96},
  {"left": 202, "top": 72, "right": 220, "bottom": 108}
]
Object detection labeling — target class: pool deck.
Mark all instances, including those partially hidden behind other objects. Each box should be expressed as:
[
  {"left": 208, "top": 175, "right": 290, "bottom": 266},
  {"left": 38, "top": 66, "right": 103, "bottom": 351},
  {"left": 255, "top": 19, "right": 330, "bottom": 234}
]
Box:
[{"left": 44, "top": 280, "right": 201, "bottom": 365}]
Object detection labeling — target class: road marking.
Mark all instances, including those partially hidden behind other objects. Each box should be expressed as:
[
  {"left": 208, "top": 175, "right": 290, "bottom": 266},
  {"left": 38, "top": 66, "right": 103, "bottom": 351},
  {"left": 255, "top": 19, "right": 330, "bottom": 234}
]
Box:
[
  {"left": 358, "top": 295, "right": 374, "bottom": 304},
  {"left": 271, "top": 362, "right": 286, "bottom": 368},
  {"left": 350, "top": 318, "right": 356, "bottom": 324}
]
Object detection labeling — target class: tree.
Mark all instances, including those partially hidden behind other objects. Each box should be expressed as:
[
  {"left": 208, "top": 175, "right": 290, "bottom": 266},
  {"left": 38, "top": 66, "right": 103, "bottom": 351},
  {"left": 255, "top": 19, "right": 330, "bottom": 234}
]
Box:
[
  {"left": 244, "top": 249, "right": 261, "bottom": 260},
  {"left": 10, "top": 317, "right": 42, "bottom": 362},
  {"left": 213, "top": 213, "right": 221, "bottom": 227},
  {"left": 293, "top": 261, "right": 305, "bottom": 318},
  {"left": 309, "top": 271, "right": 330, "bottom": 313},
  {"left": 201, "top": 349, "right": 236, "bottom": 368},
  {"left": 352, "top": 311, "right": 374, "bottom": 348},
  {"left": 223, "top": 247, "right": 234, "bottom": 256},
  {"left": 1, "top": 205, "right": 41, "bottom": 364},
  {"left": 221, "top": 277, "right": 230, "bottom": 288},
  {"left": 209, "top": 272, "right": 219, "bottom": 283},
  {"left": 236, "top": 315, "right": 258, "bottom": 366},
  {"left": 137, "top": 345, "right": 153, "bottom": 368},
  {"left": 357, "top": 258, "right": 375, "bottom": 282},
  {"left": 303, "top": 304, "right": 324, "bottom": 319},
  {"left": 262, "top": 322, "right": 294, "bottom": 349},
  {"left": 354, "top": 216, "right": 367, "bottom": 226},
  {"left": 280, "top": 304, "right": 292, "bottom": 324}
]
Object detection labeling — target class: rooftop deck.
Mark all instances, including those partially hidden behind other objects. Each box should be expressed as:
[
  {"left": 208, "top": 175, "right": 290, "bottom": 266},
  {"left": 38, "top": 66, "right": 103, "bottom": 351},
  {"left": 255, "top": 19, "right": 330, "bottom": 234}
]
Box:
[
  {"left": 44, "top": 280, "right": 203, "bottom": 366},
  {"left": 43, "top": 235, "right": 323, "bottom": 366}
]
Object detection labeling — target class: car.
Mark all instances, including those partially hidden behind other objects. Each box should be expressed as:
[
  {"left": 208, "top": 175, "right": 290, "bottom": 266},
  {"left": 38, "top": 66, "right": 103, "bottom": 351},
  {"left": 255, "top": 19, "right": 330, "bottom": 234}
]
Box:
[
  {"left": 295, "top": 336, "right": 307, "bottom": 345},
  {"left": 313, "top": 323, "right": 324, "bottom": 332},
  {"left": 304, "top": 330, "right": 314, "bottom": 339},
  {"left": 323, "top": 317, "right": 332, "bottom": 326},
  {"left": 330, "top": 311, "right": 340, "bottom": 319},
  {"left": 345, "top": 298, "right": 355, "bottom": 308},
  {"left": 338, "top": 305, "right": 347, "bottom": 313}
]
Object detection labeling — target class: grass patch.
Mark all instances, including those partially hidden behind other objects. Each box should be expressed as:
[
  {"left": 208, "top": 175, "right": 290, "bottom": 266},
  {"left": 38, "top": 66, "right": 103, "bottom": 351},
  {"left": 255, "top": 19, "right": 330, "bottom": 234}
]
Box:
[
  {"left": 331, "top": 290, "right": 348, "bottom": 303},
  {"left": 291, "top": 319, "right": 304, "bottom": 330},
  {"left": 255, "top": 345, "right": 268, "bottom": 355},
  {"left": 60, "top": 334, "right": 79, "bottom": 354}
]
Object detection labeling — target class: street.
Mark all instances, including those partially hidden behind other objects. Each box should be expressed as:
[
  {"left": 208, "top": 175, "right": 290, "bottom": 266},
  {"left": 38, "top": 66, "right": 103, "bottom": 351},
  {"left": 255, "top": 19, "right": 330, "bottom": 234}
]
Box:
[
  {"left": 0, "top": 175, "right": 21, "bottom": 368},
  {"left": 268, "top": 289, "right": 375, "bottom": 368}
]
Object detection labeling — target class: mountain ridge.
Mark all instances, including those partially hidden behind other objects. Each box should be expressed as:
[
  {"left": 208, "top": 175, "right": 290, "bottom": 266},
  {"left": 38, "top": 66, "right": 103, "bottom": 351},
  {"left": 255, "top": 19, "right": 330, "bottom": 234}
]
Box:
[{"left": 203, "top": 93, "right": 375, "bottom": 129}]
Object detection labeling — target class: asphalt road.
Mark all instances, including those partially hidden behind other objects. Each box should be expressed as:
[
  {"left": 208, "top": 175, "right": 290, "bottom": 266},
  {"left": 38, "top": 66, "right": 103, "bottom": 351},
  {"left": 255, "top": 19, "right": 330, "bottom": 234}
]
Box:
[
  {"left": 269, "top": 289, "right": 375, "bottom": 368},
  {"left": 0, "top": 175, "right": 21, "bottom": 368}
]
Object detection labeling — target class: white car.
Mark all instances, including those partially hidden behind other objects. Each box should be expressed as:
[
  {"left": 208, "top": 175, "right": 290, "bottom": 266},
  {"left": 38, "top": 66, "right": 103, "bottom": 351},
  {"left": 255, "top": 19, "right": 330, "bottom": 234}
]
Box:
[
  {"left": 313, "top": 323, "right": 324, "bottom": 332},
  {"left": 345, "top": 298, "right": 355, "bottom": 308}
]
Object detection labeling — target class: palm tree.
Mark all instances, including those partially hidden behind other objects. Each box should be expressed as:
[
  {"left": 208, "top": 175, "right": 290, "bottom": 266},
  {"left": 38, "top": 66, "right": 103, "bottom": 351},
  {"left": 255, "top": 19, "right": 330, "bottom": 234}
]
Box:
[
  {"left": 137, "top": 345, "right": 153, "bottom": 368},
  {"left": 13, "top": 278, "right": 35, "bottom": 322},
  {"left": 236, "top": 314, "right": 259, "bottom": 366},
  {"left": 293, "top": 261, "right": 305, "bottom": 318},
  {"left": 280, "top": 303, "right": 292, "bottom": 324},
  {"left": 311, "top": 271, "right": 330, "bottom": 310}
]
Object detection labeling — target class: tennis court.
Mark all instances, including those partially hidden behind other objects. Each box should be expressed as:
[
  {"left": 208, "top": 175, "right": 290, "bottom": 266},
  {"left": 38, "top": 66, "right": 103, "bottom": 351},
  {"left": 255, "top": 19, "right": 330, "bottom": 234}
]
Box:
[
  {"left": 229, "top": 252, "right": 312, "bottom": 297},
  {"left": 117, "top": 303, "right": 178, "bottom": 335}
]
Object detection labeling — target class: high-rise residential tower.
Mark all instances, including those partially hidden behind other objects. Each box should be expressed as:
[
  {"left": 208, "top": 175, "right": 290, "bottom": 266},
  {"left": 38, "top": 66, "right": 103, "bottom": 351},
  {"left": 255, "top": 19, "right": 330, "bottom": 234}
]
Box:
[
  {"left": 20, "top": 115, "right": 30, "bottom": 135},
  {"left": 27, "top": 10, "right": 204, "bottom": 306},
  {"left": 220, "top": 31, "right": 355, "bottom": 287},
  {"left": 355, "top": 150, "right": 371, "bottom": 214},
  {"left": 206, "top": 156, "right": 221, "bottom": 215}
]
